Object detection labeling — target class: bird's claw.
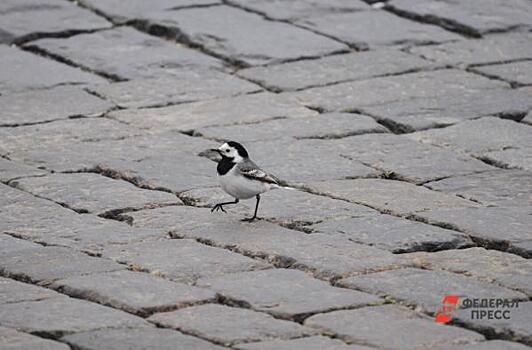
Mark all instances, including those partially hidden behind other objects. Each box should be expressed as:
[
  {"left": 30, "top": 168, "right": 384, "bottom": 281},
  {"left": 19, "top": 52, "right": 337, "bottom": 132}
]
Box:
[{"left": 211, "top": 203, "right": 227, "bottom": 213}]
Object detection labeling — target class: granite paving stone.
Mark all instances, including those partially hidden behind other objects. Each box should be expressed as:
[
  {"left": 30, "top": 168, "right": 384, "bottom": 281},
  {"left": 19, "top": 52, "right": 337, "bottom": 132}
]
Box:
[
  {"left": 27, "top": 27, "right": 224, "bottom": 80},
  {"left": 0, "top": 46, "right": 106, "bottom": 95},
  {"left": 237, "top": 49, "right": 436, "bottom": 91},
  {"left": 387, "top": 0, "right": 532, "bottom": 37},
  {"left": 523, "top": 111, "right": 532, "bottom": 125},
  {"left": 305, "top": 304, "right": 485, "bottom": 349},
  {"left": 424, "top": 170, "right": 532, "bottom": 207},
  {"left": 51, "top": 270, "right": 217, "bottom": 317},
  {"left": 89, "top": 69, "right": 261, "bottom": 109},
  {"left": 102, "top": 239, "right": 271, "bottom": 283},
  {"left": 140, "top": 5, "right": 348, "bottom": 66},
  {"left": 291, "top": 69, "right": 507, "bottom": 112},
  {"left": 227, "top": 0, "right": 370, "bottom": 21},
  {"left": 338, "top": 268, "right": 527, "bottom": 313},
  {"left": 0, "top": 0, "right": 111, "bottom": 44},
  {"left": 234, "top": 336, "right": 374, "bottom": 350},
  {"left": 471, "top": 61, "right": 532, "bottom": 86},
  {"left": 61, "top": 328, "right": 225, "bottom": 350},
  {"left": 0, "top": 234, "right": 42, "bottom": 254},
  {"left": 0, "top": 246, "right": 126, "bottom": 285},
  {"left": 404, "top": 248, "right": 532, "bottom": 297},
  {"left": 409, "top": 33, "right": 532, "bottom": 66},
  {"left": 196, "top": 269, "right": 381, "bottom": 320},
  {"left": 296, "top": 10, "right": 461, "bottom": 49},
  {"left": 482, "top": 147, "right": 532, "bottom": 173},
  {"left": 436, "top": 340, "right": 532, "bottom": 350},
  {"left": 0, "top": 158, "right": 46, "bottom": 183},
  {"left": 0, "top": 277, "right": 63, "bottom": 305},
  {"left": 0, "top": 86, "right": 113, "bottom": 127},
  {"left": 0, "top": 297, "right": 150, "bottom": 338},
  {"left": 0, "top": 326, "right": 70, "bottom": 350},
  {"left": 311, "top": 214, "right": 473, "bottom": 253},
  {"left": 148, "top": 304, "right": 314, "bottom": 345},
  {"left": 11, "top": 173, "right": 180, "bottom": 215}
]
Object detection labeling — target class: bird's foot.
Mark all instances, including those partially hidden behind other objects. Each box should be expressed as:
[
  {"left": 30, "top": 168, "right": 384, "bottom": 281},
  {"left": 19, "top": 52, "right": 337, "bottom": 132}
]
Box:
[
  {"left": 211, "top": 203, "right": 227, "bottom": 213},
  {"left": 241, "top": 216, "right": 260, "bottom": 222}
]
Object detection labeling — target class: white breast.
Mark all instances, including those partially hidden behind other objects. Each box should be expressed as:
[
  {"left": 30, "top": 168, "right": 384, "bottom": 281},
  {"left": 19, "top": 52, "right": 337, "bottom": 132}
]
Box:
[{"left": 219, "top": 167, "right": 272, "bottom": 199}]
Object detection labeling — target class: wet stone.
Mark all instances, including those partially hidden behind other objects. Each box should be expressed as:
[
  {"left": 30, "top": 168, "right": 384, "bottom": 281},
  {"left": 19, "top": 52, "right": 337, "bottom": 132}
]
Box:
[
  {"left": 90, "top": 70, "right": 260, "bottom": 109},
  {"left": 61, "top": 327, "right": 225, "bottom": 350},
  {"left": 197, "top": 269, "right": 381, "bottom": 320},
  {"left": 338, "top": 268, "right": 527, "bottom": 313},
  {"left": 0, "top": 326, "right": 70, "bottom": 350},
  {"left": 307, "top": 178, "right": 477, "bottom": 216},
  {"left": 311, "top": 214, "right": 473, "bottom": 253},
  {"left": 11, "top": 173, "right": 180, "bottom": 215},
  {"left": 148, "top": 304, "right": 313, "bottom": 345},
  {"left": 235, "top": 336, "right": 374, "bottom": 350},
  {"left": 0, "top": 277, "right": 63, "bottom": 305},
  {"left": 0, "top": 86, "right": 113, "bottom": 127},
  {"left": 0, "top": 158, "right": 46, "bottom": 183},
  {"left": 0, "top": 46, "right": 106, "bottom": 95},
  {"left": 304, "top": 304, "right": 485, "bottom": 349},
  {"left": 0, "top": 297, "right": 149, "bottom": 338},
  {"left": 0, "top": 0, "right": 111, "bottom": 44},
  {"left": 404, "top": 248, "right": 532, "bottom": 297},
  {"left": 27, "top": 27, "right": 224, "bottom": 80},
  {"left": 102, "top": 239, "right": 270, "bottom": 283},
  {"left": 141, "top": 5, "right": 348, "bottom": 66},
  {"left": 471, "top": 61, "right": 532, "bottom": 86},
  {"left": 296, "top": 10, "right": 460, "bottom": 49},
  {"left": 51, "top": 270, "right": 217, "bottom": 317},
  {"left": 237, "top": 49, "right": 436, "bottom": 91}
]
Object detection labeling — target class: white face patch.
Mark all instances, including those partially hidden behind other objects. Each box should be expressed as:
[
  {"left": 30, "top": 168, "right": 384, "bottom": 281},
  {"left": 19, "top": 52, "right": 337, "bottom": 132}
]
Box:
[{"left": 219, "top": 143, "right": 244, "bottom": 163}]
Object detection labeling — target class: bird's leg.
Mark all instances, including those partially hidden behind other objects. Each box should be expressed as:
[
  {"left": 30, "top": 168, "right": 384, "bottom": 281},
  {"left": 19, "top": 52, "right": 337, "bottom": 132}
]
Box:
[
  {"left": 211, "top": 198, "right": 239, "bottom": 213},
  {"left": 242, "top": 194, "right": 260, "bottom": 222}
]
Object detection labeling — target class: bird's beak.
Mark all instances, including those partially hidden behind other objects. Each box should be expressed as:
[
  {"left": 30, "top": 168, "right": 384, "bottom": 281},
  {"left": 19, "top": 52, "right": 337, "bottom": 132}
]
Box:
[{"left": 210, "top": 148, "right": 222, "bottom": 154}]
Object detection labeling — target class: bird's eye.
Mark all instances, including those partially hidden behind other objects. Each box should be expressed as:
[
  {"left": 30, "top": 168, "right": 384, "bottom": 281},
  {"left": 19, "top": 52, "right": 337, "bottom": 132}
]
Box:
[{"left": 226, "top": 149, "right": 230, "bottom": 153}]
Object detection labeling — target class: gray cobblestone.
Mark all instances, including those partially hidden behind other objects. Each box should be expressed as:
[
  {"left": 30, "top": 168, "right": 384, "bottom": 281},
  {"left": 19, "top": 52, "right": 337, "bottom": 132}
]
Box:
[
  {"left": 235, "top": 336, "right": 374, "bottom": 350},
  {"left": 436, "top": 340, "right": 532, "bottom": 350},
  {"left": 0, "top": 234, "right": 42, "bottom": 254},
  {"left": 471, "top": 61, "right": 532, "bottom": 87},
  {"left": 0, "top": 158, "right": 46, "bottom": 183},
  {"left": 0, "top": 326, "right": 70, "bottom": 350},
  {"left": 0, "top": 277, "right": 62, "bottom": 305}
]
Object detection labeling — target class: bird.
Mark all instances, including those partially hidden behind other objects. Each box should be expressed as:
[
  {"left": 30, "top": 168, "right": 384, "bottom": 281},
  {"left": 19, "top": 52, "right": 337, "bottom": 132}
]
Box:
[{"left": 210, "top": 141, "right": 286, "bottom": 222}]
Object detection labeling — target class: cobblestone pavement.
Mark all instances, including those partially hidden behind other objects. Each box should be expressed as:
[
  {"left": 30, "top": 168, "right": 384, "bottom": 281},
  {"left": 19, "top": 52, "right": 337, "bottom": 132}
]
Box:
[{"left": 1, "top": 1, "right": 531, "bottom": 349}]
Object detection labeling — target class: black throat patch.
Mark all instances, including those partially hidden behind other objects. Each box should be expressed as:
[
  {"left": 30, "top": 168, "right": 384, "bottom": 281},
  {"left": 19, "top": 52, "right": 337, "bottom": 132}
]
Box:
[{"left": 217, "top": 157, "right": 236, "bottom": 175}]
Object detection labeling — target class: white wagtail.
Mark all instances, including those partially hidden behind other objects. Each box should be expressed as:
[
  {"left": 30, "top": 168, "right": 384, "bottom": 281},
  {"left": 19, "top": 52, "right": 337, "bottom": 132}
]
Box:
[{"left": 210, "top": 141, "right": 287, "bottom": 221}]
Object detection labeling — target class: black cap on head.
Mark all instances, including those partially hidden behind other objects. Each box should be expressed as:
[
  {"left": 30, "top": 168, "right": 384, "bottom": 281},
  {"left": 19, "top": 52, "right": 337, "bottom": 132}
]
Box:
[{"left": 227, "top": 141, "right": 249, "bottom": 158}]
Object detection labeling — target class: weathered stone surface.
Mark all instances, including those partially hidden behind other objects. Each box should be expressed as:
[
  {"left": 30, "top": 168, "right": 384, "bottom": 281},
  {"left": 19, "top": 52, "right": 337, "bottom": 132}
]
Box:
[
  {"left": 0, "top": 86, "right": 113, "bottom": 127},
  {"left": 425, "top": 170, "right": 532, "bottom": 207},
  {"left": 388, "top": 0, "right": 532, "bottom": 37},
  {"left": 197, "top": 269, "right": 381, "bottom": 319},
  {"left": 148, "top": 304, "right": 313, "bottom": 345},
  {"left": 415, "top": 207, "right": 532, "bottom": 258},
  {"left": 410, "top": 33, "right": 532, "bottom": 66},
  {"left": 338, "top": 268, "right": 527, "bottom": 313},
  {"left": 0, "top": 297, "right": 149, "bottom": 338},
  {"left": 405, "top": 248, "right": 532, "bottom": 297},
  {"left": 0, "top": 46, "right": 106, "bottom": 96},
  {"left": 89, "top": 70, "right": 261, "bottom": 109},
  {"left": 238, "top": 49, "right": 436, "bottom": 91},
  {"left": 482, "top": 147, "right": 532, "bottom": 173},
  {"left": 360, "top": 88, "right": 532, "bottom": 132},
  {"left": 0, "top": 234, "right": 42, "bottom": 254},
  {"left": 228, "top": 0, "right": 370, "bottom": 21},
  {"left": 291, "top": 69, "right": 507, "bottom": 112},
  {"left": 0, "top": 326, "right": 70, "bottom": 350},
  {"left": 102, "top": 239, "right": 270, "bottom": 283},
  {"left": 27, "top": 27, "right": 223, "bottom": 80},
  {"left": 453, "top": 302, "right": 532, "bottom": 346},
  {"left": 196, "top": 113, "right": 388, "bottom": 142},
  {"left": 235, "top": 336, "right": 373, "bottom": 350},
  {"left": 12, "top": 173, "right": 180, "bottom": 215},
  {"left": 305, "top": 304, "right": 485, "bottom": 349},
  {"left": 472, "top": 61, "right": 532, "bottom": 86},
  {"left": 297, "top": 10, "right": 460, "bottom": 49},
  {"left": 109, "top": 92, "right": 318, "bottom": 132},
  {"left": 436, "top": 340, "right": 532, "bottom": 350},
  {"left": 51, "top": 270, "right": 216, "bottom": 316},
  {"left": 127, "top": 206, "right": 405, "bottom": 279},
  {"left": 61, "top": 328, "right": 225, "bottom": 350},
  {"left": 0, "top": 0, "right": 111, "bottom": 44},
  {"left": 0, "top": 246, "right": 126, "bottom": 285},
  {"left": 141, "top": 6, "right": 348, "bottom": 66},
  {"left": 0, "top": 277, "right": 62, "bottom": 305},
  {"left": 523, "top": 111, "right": 532, "bottom": 125},
  {"left": 311, "top": 214, "right": 472, "bottom": 253},
  {"left": 0, "top": 158, "right": 46, "bottom": 183},
  {"left": 307, "top": 179, "right": 477, "bottom": 216}
]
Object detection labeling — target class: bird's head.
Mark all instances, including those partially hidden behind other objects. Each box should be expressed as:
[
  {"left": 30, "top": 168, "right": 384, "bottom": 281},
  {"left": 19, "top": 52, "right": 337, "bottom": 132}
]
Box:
[{"left": 211, "top": 141, "right": 249, "bottom": 163}]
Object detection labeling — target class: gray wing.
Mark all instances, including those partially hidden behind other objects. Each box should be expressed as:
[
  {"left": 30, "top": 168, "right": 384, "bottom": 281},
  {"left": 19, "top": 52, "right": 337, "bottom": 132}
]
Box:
[{"left": 237, "top": 159, "right": 279, "bottom": 185}]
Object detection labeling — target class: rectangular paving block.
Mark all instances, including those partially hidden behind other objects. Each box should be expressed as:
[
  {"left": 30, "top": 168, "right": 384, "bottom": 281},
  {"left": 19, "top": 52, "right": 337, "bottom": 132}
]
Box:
[
  {"left": 140, "top": 5, "right": 348, "bottom": 66},
  {"left": 0, "top": 326, "right": 70, "bottom": 350},
  {"left": 338, "top": 268, "right": 527, "bottom": 313},
  {"left": 11, "top": 173, "right": 180, "bottom": 215},
  {"left": 51, "top": 270, "right": 217, "bottom": 316},
  {"left": 0, "top": 157, "right": 46, "bottom": 183},
  {"left": 101, "top": 238, "right": 271, "bottom": 283},
  {"left": 471, "top": 61, "right": 532, "bottom": 87},
  {"left": 27, "top": 27, "right": 224, "bottom": 80},
  {"left": 148, "top": 304, "right": 314, "bottom": 345},
  {"left": 235, "top": 336, "right": 373, "bottom": 350},
  {"left": 0, "top": 277, "right": 63, "bottom": 305},
  {"left": 305, "top": 304, "right": 485, "bottom": 349},
  {"left": 237, "top": 49, "right": 435, "bottom": 91}
]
